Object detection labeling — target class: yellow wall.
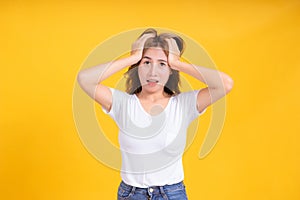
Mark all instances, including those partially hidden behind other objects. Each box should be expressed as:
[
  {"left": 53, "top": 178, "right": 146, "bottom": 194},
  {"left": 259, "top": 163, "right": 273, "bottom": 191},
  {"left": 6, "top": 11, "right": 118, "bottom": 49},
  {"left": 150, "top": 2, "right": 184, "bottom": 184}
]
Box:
[{"left": 1, "top": 0, "right": 299, "bottom": 199}]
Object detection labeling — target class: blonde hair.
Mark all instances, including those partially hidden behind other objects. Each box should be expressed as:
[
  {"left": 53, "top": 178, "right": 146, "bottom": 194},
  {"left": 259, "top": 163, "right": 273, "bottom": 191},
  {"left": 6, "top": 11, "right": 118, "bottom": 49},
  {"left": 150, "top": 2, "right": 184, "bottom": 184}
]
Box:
[{"left": 124, "top": 28, "right": 185, "bottom": 95}]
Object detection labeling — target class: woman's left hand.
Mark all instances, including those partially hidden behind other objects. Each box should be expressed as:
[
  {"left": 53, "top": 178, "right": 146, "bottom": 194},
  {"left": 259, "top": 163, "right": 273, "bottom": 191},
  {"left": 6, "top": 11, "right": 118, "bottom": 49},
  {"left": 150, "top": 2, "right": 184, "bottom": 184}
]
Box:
[{"left": 166, "top": 38, "right": 181, "bottom": 70}]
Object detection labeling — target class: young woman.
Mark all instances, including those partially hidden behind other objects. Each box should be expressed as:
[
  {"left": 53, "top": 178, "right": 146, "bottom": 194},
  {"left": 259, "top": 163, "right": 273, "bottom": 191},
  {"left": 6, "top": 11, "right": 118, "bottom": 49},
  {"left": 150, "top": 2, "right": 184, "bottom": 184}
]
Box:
[{"left": 77, "top": 28, "right": 233, "bottom": 200}]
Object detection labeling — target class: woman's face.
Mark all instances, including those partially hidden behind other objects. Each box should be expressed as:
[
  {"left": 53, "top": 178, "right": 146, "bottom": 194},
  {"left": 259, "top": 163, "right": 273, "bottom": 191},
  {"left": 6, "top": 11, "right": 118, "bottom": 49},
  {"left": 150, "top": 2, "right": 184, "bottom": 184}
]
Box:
[{"left": 138, "top": 47, "right": 171, "bottom": 94}]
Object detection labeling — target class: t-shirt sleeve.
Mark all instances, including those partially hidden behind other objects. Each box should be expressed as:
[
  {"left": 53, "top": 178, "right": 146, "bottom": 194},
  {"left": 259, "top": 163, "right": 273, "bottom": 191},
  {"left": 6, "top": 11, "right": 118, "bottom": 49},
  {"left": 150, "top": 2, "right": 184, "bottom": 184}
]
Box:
[
  {"left": 177, "top": 89, "right": 207, "bottom": 124},
  {"left": 101, "top": 87, "right": 129, "bottom": 121}
]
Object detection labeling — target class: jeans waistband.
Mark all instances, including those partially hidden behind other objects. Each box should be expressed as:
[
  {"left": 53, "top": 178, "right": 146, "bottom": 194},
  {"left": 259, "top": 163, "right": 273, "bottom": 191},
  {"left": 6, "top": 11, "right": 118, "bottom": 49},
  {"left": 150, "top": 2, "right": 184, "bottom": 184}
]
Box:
[{"left": 120, "top": 180, "right": 185, "bottom": 195}]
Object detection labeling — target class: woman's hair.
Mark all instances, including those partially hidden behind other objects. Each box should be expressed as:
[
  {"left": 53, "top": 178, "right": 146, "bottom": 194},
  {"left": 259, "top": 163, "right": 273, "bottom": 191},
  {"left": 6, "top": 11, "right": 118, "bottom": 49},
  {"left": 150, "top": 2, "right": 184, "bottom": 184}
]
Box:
[{"left": 124, "top": 28, "right": 185, "bottom": 95}]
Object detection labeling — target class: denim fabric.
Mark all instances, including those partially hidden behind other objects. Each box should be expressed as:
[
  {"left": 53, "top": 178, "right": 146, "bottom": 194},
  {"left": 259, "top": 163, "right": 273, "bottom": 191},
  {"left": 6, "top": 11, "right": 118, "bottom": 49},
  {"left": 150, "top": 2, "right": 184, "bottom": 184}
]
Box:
[{"left": 117, "top": 180, "right": 188, "bottom": 200}]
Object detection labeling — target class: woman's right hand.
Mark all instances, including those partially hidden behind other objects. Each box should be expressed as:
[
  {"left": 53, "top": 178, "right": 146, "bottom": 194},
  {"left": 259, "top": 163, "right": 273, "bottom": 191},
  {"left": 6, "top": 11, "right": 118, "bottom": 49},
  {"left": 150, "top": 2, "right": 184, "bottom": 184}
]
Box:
[{"left": 130, "top": 33, "right": 155, "bottom": 62}]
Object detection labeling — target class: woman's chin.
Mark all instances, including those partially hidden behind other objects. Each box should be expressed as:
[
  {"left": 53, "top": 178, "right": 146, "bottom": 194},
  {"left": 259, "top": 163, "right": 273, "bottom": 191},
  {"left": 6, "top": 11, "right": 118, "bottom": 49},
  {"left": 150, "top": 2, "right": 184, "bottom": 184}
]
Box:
[{"left": 142, "top": 84, "right": 164, "bottom": 93}]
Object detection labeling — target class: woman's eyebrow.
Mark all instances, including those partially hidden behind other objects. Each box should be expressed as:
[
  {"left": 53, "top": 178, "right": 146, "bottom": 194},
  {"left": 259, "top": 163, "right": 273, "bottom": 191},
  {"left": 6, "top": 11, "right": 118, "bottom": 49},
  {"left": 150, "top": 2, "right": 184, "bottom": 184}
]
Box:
[
  {"left": 158, "top": 59, "right": 167, "bottom": 63},
  {"left": 142, "top": 56, "right": 167, "bottom": 63},
  {"left": 142, "top": 56, "right": 152, "bottom": 60}
]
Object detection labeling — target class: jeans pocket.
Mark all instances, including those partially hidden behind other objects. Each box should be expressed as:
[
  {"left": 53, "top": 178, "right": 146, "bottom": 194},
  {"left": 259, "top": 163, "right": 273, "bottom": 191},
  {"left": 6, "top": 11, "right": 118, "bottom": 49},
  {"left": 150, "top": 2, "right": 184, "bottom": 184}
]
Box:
[
  {"left": 165, "top": 189, "right": 188, "bottom": 200},
  {"left": 117, "top": 183, "right": 133, "bottom": 200},
  {"left": 164, "top": 184, "right": 188, "bottom": 200}
]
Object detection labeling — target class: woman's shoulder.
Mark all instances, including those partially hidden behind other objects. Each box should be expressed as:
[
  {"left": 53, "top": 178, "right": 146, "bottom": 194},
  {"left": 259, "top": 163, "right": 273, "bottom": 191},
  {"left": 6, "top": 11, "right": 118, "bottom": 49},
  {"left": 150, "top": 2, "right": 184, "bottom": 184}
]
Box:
[
  {"left": 174, "top": 90, "right": 199, "bottom": 97},
  {"left": 109, "top": 87, "right": 131, "bottom": 95},
  {"left": 108, "top": 87, "right": 134, "bottom": 102}
]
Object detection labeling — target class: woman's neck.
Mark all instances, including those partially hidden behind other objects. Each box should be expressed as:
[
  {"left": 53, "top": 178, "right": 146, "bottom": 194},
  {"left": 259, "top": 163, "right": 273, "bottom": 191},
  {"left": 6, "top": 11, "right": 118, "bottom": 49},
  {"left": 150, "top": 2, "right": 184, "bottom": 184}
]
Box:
[{"left": 137, "top": 90, "right": 170, "bottom": 102}]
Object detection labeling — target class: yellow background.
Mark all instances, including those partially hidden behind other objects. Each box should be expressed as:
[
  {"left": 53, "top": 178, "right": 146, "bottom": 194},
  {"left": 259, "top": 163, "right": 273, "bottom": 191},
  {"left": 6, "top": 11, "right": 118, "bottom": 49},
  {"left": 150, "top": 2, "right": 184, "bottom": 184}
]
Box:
[{"left": 1, "top": 0, "right": 300, "bottom": 199}]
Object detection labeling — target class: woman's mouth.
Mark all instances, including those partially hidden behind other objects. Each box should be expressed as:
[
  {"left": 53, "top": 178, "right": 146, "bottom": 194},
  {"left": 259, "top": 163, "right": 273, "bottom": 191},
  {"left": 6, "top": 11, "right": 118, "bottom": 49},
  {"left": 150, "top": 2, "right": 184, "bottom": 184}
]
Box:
[{"left": 146, "top": 79, "right": 159, "bottom": 87}]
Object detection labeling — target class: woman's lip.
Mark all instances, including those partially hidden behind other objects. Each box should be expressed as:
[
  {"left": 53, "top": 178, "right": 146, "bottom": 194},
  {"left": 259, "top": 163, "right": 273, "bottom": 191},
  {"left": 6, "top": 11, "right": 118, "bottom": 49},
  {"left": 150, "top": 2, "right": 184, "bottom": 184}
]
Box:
[
  {"left": 147, "top": 81, "right": 157, "bottom": 87},
  {"left": 146, "top": 80, "right": 159, "bottom": 83}
]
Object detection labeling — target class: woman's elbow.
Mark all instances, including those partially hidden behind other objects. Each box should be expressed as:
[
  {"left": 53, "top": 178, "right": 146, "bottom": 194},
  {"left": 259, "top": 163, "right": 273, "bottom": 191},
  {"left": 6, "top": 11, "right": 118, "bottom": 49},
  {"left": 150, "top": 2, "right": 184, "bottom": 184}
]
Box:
[
  {"left": 77, "top": 70, "right": 88, "bottom": 84},
  {"left": 221, "top": 73, "right": 234, "bottom": 93}
]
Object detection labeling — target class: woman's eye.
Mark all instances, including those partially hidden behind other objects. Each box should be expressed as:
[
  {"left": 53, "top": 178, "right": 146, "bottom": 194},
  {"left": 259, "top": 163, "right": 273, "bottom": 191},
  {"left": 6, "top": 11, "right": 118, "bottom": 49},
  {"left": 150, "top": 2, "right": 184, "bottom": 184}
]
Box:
[
  {"left": 144, "top": 61, "right": 150, "bottom": 65},
  {"left": 160, "top": 63, "right": 166, "bottom": 66}
]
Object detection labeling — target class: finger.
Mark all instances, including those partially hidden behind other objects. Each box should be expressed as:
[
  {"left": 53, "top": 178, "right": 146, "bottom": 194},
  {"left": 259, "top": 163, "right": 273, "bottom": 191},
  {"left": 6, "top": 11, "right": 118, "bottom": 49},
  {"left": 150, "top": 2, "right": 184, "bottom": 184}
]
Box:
[
  {"left": 166, "top": 38, "right": 176, "bottom": 48},
  {"left": 132, "top": 34, "right": 153, "bottom": 49},
  {"left": 137, "top": 34, "right": 155, "bottom": 50},
  {"left": 139, "top": 34, "right": 155, "bottom": 43},
  {"left": 166, "top": 38, "right": 179, "bottom": 54},
  {"left": 140, "top": 32, "right": 155, "bottom": 39}
]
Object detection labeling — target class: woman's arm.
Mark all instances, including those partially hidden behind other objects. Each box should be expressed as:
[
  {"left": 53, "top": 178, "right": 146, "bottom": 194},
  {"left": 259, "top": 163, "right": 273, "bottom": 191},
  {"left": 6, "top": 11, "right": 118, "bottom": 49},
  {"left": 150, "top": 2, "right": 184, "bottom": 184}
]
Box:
[
  {"left": 166, "top": 39, "right": 234, "bottom": 113},
  {"left": 77, "top": 33, "right": 154, "bottom": 112}
]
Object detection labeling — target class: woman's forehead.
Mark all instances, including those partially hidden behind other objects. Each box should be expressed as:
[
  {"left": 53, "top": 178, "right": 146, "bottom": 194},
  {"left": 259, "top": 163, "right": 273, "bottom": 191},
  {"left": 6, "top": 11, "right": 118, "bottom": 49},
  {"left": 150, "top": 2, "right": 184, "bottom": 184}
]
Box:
[{"left": 143, "top": 47, "right": 167, "bottom": 60}]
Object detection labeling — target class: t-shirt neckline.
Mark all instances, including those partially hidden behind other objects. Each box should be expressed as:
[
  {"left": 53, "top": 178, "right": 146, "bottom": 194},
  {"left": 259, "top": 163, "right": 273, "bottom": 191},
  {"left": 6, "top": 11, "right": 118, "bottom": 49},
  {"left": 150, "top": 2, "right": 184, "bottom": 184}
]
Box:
[{"left": 133, "top": 94, "right": 173, "bottom": 117}]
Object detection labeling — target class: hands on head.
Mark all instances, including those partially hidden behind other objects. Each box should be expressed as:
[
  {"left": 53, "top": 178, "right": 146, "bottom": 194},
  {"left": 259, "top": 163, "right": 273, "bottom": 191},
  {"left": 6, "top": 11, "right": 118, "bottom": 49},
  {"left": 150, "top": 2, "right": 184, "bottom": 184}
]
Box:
[
  {"left": 131, "top": 33, "right": 156, "bottom": 61},
  {"left": 131, "top": 31, "right": 182, "bottom": 70},
  {"left": 165, "top": 38, "right": 181, "bottom": 70}
]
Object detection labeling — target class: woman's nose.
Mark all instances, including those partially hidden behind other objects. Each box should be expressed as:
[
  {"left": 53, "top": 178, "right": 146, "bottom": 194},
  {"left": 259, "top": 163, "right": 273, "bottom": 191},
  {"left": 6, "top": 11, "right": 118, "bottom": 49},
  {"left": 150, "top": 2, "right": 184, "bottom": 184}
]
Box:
[{"left": 149, "top": 64, "right": 158, "bottom": 76}]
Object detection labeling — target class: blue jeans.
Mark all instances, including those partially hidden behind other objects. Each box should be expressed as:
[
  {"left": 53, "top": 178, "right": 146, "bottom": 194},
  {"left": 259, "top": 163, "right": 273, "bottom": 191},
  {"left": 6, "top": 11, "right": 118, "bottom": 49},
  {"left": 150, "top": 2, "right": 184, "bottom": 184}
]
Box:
[{"left": 117, "top": 180, "right": 188, "bottom": 200}]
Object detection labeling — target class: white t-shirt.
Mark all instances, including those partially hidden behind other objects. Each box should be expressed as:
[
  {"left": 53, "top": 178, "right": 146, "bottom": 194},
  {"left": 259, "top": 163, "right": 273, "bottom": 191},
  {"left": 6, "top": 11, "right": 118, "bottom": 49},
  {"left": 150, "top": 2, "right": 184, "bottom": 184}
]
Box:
[{"left": 102, "top": 88, "right": 207, "bottom": 188}]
